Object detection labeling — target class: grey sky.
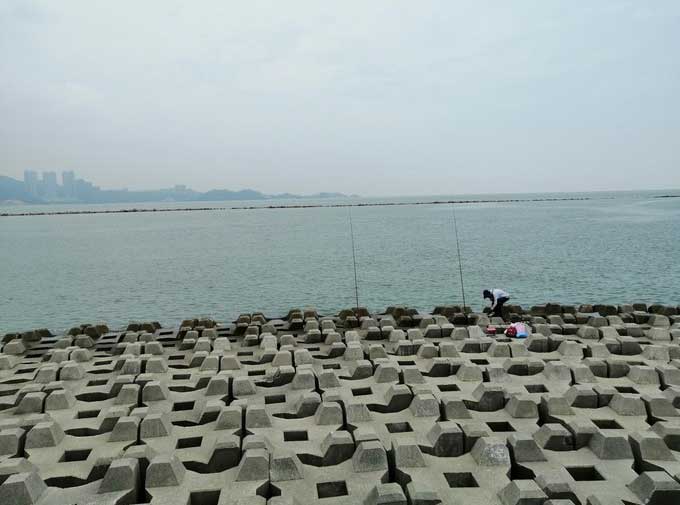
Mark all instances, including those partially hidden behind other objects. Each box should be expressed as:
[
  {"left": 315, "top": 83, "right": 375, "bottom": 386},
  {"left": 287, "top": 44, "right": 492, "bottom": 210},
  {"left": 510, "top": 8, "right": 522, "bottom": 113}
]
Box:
[{"left": 1, "top": 1, "right": 679, "bottom": 195}]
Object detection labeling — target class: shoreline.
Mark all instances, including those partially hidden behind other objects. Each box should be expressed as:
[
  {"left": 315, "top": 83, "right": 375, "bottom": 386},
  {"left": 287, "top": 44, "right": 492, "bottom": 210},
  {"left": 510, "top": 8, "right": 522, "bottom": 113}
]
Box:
[
  {"left": 4, "top": 301, "right": 677, "bottom": 337},
  {"left": 0, "top": 196, "right": 592, "bottom": 217}
]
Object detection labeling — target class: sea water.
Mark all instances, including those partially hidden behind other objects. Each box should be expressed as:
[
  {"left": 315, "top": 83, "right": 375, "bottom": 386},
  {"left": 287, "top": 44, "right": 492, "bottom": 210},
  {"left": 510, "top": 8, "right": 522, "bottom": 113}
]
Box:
[{"left": 1, "top": 191, "right": 679, "bottom": 333}]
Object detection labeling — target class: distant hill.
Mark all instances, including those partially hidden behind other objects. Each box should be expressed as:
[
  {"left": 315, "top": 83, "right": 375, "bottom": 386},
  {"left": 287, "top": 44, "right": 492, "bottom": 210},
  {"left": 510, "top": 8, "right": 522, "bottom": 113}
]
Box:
[
  {"left": 0, "top": 174, "right": 349, "bottom": 204},
  {"left": 0, "top": 175, "right": 42, "bottom": 203},
  {"left": 199, "top": 190, "right": 349, "bottom": 201},
  {"left": 198, "top": 189, "right": 267, "bottom": 201},
  {"left": 271, "top": 192, "right": 347, "bottom": 199}
]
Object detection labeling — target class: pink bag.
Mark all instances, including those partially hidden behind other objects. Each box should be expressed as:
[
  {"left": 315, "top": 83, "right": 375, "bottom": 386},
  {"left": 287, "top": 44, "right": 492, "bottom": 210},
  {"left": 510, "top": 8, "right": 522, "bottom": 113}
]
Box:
[{"left": 510, "top": 322, "right": 528, "bottom": 338}]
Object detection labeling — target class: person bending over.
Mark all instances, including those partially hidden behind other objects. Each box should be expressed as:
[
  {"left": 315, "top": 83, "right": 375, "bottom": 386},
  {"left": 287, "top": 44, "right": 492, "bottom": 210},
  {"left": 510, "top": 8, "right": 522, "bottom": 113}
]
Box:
[{"left": 483, "top": 288, "right": 510, "bottom": 318}]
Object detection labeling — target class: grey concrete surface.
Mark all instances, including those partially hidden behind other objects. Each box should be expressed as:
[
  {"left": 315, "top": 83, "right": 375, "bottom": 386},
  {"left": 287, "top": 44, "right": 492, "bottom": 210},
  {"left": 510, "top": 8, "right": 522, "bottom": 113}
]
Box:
[{"left": 1, "top": 303, "right": 680, "bottom": 504}]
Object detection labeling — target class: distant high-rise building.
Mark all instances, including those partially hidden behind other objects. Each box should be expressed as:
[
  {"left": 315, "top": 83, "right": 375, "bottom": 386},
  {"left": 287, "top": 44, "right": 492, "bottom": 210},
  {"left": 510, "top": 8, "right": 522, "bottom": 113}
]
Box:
[
  {"left": 23, "top": 170, "right": 38, "bottom": 196},
  {"left": 43, "top": 171, "right": 58, "bottom": 199},
  {"left": 62, "top": 171, "right": 76, "bottom": 198},
  {"left": 74, "top": 178, "right": 98, "bottom": 201}
]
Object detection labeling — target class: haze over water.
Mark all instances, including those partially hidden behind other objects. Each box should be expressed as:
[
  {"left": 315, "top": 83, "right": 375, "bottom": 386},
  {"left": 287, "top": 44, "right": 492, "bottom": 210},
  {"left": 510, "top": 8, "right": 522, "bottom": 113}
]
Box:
[{"left": 1, "top": 190, "right": 679, "bottom": 333}]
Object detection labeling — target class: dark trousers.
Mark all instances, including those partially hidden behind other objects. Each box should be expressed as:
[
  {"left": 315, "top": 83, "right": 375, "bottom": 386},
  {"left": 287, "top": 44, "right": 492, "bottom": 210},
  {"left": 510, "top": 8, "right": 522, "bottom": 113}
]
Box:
[{"left": 492, "top": 297, "right": 509, "bottom": 318}]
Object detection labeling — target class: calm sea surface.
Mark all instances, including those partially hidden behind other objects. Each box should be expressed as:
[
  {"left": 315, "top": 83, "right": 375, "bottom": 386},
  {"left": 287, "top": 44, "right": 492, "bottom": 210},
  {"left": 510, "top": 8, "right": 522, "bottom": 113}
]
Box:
[{"left": 1, "top": 191, "right": 679, "bottom": 333}]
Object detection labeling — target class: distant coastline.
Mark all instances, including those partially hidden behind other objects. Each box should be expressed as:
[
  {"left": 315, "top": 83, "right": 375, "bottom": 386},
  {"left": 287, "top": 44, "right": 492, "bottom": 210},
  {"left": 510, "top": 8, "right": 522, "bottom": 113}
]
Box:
[
  {"left": 0, "top": 173, "right": 352, "bottom": 206},
  {"left": 0, "top": 195, "right": 591, "bottom": 217}
]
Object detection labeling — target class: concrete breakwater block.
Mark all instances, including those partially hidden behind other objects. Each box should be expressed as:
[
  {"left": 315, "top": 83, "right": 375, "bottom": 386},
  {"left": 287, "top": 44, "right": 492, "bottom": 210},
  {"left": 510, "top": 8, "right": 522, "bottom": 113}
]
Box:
[{"left": 2, "top": 302, "right": 680, "bottom": 504}]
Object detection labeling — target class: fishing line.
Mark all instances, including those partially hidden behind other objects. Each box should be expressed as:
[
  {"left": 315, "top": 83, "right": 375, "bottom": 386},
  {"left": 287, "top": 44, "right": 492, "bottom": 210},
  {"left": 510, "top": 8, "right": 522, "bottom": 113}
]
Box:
[
  {"left": 450, "top": 202, "right": 467, "bottom": 310},
  {"left": 348, "top": 207, "right": 360, "bottom": 309}
]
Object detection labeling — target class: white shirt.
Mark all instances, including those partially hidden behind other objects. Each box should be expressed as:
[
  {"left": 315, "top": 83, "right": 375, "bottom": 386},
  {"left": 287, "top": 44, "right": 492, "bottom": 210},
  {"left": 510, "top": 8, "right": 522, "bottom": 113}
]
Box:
[{"left": 492, "top": 288, "right": 509, "bottom": 300}]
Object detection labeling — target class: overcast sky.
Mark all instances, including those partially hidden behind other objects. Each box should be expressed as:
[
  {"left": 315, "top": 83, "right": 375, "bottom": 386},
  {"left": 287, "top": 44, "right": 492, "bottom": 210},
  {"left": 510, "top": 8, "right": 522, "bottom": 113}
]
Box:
[{"left": 1, "top": 1, "right": 679, "bottom": 195}]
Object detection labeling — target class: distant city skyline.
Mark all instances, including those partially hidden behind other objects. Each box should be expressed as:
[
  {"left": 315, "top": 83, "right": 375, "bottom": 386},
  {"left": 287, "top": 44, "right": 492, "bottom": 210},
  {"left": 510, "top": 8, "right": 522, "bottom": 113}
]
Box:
[
  {"left": 21, "top": 169, "right": 100, "bottom": 202},
  {"left": 1, "top": 2, "right": 680, "bottom": 195},
  {"left": 0, "top": 170, "right": 351, "bottom": 203}
]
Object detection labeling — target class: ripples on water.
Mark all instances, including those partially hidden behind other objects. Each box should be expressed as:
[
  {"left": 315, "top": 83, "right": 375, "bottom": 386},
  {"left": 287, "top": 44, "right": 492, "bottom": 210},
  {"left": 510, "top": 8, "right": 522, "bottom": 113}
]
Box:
[{"left": 1, "top": 191, "right": 679, "bottom": 333}]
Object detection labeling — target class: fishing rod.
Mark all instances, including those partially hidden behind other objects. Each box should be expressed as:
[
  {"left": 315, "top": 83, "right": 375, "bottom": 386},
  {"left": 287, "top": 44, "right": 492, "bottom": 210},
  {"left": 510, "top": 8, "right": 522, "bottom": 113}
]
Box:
[
  {"left": 451, "top": 202, "right": 467, "bottom": 311},
  {"left": 348, "top": 207, "right": 360, "bottom": 310}
]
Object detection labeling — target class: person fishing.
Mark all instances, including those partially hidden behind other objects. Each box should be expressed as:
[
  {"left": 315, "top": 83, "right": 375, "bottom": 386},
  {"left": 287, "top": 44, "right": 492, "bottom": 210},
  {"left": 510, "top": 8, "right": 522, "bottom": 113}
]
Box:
[{"left": 483, "top": 288, "right": 510, "bottom": 318}]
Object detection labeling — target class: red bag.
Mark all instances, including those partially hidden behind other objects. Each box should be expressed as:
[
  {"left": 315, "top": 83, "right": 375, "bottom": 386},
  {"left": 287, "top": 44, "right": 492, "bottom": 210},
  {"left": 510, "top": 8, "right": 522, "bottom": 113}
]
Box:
[{"left": 505, "top": 326, "right": 517, "bottom": 337}]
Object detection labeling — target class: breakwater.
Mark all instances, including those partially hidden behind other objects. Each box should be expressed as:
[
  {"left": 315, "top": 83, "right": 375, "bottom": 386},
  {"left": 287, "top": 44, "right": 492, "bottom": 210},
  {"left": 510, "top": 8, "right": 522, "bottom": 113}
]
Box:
[
  {"left": 0, "top": 195, "right": 592, "bottom": 217},
  {"left": 1, "top": 301, "right": 679, "bottom": 503}
]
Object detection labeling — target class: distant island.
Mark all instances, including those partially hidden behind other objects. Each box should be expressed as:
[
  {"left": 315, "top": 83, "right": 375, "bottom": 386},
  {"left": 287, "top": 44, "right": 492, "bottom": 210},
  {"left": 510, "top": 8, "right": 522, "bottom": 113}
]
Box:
[{"left": 0, "top": 172, "right": 350, "bottom": 204}]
